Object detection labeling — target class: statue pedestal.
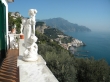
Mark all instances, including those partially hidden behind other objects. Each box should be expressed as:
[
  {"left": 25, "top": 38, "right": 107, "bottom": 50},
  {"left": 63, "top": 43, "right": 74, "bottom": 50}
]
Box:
[
  {"left": 17, "top": 55, "right": 46, "bottom": 67},
  {"left": 18, "top": 8, "right": 58, "bottom": 81},
  {"left": 17, "top": 56, "right": 58, "bottom": 82},
  {"left": 18, "top": 39, "right": 58, "bottom": 82},
  {"left": 22, "top": 56, "right": 38, "bottom": 62}
]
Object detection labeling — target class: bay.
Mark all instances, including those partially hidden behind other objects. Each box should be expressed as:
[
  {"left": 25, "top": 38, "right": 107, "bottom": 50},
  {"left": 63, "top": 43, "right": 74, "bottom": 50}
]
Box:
[{"left": 65, "top": 31, "right": 110, "bottom": 65}]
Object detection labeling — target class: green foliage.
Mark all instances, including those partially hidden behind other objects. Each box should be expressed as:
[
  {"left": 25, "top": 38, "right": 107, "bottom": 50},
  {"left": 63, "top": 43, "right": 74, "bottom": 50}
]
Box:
[
  {"left": 36, "top": 31, "right": 77, "bottom": 82},
  {"left": 61, "top": 36, "right": 73, "bottom": 43},
  {"left": 36, "top": 31, "right": 110, "bottom": 82},
  {"left": 44, "top": 28, "right": 65, "bottom": 39},
  {"left": 45, "top": 51, "right": 76, "bottom": 82},
  {"left": 36, "top": 22, "right": 74, "bottom": 43},
  {"left": 14, "top": 17, "right": 21, "bottom": 33},
  {"left": 8, "top": 12, "right": 21, "bottom": 33},
  {"left": 38, "top": 43, "right": 77, "bottom": 82},
  {"left": 74, "top": 58, "right": 110, "bottom": 82},
  {"left": 8, "top": 12, "right": 14, "bottom": 30}
]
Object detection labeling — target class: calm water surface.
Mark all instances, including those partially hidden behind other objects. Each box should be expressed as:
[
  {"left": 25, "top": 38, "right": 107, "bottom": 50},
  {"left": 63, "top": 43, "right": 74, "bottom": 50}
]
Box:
[{"left": 65, "top": 31, "right": 110, "bottom": 65}]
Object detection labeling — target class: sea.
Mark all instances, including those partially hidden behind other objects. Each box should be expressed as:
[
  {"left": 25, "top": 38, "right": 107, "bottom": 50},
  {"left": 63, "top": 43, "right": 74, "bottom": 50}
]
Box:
[{"left": 64, "top": 31, "right": 110, "bottom": 65}]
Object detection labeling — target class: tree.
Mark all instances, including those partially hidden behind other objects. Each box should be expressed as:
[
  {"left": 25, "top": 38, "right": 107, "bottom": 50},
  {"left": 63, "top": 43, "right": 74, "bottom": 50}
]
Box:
[
  {"left": 36, "top": 31, "right": 77, "bottom": 82},
  {"left": 74, "top": 58, "right": 110, "bottom": 82},
  {"left": 36, "top": 30, "right": 110, "bottom": 82},
  {"left": 14, "top": 17, "right": 21, "bottom": 33},
  {"left": 8, "top": 12, "right": 21, "bottom": 33},
  {"left": 8, "top": 12, "right": 14, "bottom": 31}
]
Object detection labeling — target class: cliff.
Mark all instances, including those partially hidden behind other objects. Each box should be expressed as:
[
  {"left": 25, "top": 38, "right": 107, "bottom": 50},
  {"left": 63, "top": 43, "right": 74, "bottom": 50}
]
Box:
[{"left": 35, "top": 22, "right": 85, "bottom": 50}]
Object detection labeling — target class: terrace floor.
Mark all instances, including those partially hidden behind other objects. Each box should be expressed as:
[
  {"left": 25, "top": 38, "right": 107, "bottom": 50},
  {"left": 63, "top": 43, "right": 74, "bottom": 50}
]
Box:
[{"left": 0, "top": 49, "right": 19, "bottom": 82}]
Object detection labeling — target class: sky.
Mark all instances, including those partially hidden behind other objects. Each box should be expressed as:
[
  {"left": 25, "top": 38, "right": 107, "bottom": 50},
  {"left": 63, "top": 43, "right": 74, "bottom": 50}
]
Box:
[{"left": 8, "top": 0, "right": 110, "bottom": 32}]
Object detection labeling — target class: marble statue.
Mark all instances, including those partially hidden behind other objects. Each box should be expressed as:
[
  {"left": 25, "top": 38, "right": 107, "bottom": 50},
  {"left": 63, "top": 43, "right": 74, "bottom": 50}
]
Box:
[
  {"left": 23, "top": 34, "right": 38, "bottom": 62},
  {"left": 20, "top": 9, "right": 38, "bottom": 62},
  {"left": 10, "top": 35, "right": 19, "bottom": 49},
  {"left": 20, "top": 9, "right": 37, "bottom": 47},
  {"left": 20, "top": 18, "right": 27, "bottom": 34},
  {"left": 28, "top": 9, "right": 37, "bottom": 35},
  {"left": 23, "top": 19, "right": 32, "bottom": 47}
]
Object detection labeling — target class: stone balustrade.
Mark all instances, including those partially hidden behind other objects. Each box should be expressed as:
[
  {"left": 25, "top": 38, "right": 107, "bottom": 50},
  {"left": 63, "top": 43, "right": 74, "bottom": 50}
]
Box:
[
  {"left": 8, "top": 34, "right": 20, "bottom": 49},
  {"left": 17, "top": 39, "right": 59, "bottom": 82}
]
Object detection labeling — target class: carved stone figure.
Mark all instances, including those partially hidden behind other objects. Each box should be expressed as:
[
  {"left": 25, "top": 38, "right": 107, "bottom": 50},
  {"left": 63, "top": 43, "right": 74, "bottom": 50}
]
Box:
[
  {"left": 24, "top": 19, "right": 32, "bottom": 47},
  {"left": 9, "top": 35, "right": 19, "bottom": 49},
  {"left": 20, "top": 9, "right": 37, "bottom": 47},
  {"left": 20, "top": 18, "right": 27, "bottom": 34},
  {"left": 28, "top": 9, "right": 37, "bottom": 35},
  {"left": 23, "top": 34, "right": 38, "bottom": 62},
  {"left": 20, "top": 9, "right": 38, "bottom": 62}
]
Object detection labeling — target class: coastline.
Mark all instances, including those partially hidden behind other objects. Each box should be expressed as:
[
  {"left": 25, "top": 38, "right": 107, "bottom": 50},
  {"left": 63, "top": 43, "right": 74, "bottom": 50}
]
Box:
[{"left": 64, "top": 31, "right": 110, "bottom": 65}]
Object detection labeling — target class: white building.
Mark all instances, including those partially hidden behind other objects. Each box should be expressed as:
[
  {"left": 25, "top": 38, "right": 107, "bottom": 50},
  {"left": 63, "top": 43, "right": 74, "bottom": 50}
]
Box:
[{"left": 0, "top": 0, "right": 14, "bottom": 59}]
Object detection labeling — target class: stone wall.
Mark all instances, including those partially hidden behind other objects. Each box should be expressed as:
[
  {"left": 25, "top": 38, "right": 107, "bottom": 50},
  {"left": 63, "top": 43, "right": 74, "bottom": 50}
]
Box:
[{"left": 17, "top": 39, "right": 59, "bottom": 82}]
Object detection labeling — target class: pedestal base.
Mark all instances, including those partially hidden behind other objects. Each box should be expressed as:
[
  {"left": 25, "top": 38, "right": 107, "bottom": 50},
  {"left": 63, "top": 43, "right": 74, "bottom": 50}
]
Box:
[
  {"left": 17, "top": 55, "right": 58, "bottom": 82},
  {"left": 18, "top": 39, "right": 58, "bottom": 82}
]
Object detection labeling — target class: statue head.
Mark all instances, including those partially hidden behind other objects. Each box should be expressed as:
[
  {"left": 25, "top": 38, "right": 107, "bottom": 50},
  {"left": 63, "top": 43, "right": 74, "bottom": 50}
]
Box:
[{"left": 28, "top": 9, "right": 37, "bottom": 17}]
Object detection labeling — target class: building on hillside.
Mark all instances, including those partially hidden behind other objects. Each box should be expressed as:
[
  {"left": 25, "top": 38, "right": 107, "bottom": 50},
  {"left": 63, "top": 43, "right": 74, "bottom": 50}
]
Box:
[
  {"left": 58, "top": 35, "right": 68, "bottom": 38},
  {"left": 60, "top": 43, "right": 68, "bottom": 50}
]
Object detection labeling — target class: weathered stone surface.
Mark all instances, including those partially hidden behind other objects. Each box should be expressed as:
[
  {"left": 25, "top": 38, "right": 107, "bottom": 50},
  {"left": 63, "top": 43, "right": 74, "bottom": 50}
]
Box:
[
  {"left": 19, "top": 39, "right": 26, "bottom": 56},
  {"left": 19, "top": 64, "right": 58, "bottom": 82},
  {"left": 18, "top": 39, "right": 58, "bottom": 82},
  {"left": 17, "top": 55, "right": 46, "bottom": 66}
]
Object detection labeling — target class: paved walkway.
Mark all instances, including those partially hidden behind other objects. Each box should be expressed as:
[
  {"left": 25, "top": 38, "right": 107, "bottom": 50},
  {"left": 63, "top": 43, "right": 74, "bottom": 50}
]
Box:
[{"left": 0, "top": 49, "right": 19, "bottom": 82}]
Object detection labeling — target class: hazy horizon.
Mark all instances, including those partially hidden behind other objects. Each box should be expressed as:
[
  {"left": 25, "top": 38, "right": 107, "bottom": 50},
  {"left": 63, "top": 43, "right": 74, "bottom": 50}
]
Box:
[
  {"left": 9, "top": 0, "right": 110, "bottom": 32},
  {"left": 37, "top": 17, "right": 110, "bottom": 32}
]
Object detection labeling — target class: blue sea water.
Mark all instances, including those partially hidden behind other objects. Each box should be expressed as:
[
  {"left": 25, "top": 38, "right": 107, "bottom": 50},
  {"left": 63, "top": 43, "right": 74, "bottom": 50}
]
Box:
[{"left": 65, "top": 31, "right": 110, "bottom": 65}]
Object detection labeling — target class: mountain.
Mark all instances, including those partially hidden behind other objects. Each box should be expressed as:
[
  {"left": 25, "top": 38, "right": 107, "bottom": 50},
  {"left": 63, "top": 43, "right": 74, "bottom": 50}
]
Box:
[
  {"left": 35, "top": 22, "right": 72, "bottom": 42},
  {"left": 35, "top": 21, "right": 85, "bottom": 47},
  {"left": 39, "top": 17, "right": 91, "bottom": 32}
]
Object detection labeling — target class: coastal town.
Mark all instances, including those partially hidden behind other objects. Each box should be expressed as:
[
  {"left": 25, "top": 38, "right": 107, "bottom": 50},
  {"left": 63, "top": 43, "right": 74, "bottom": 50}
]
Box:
[{"left": 0, "top": 0, "right": 110, "bottom": 81}]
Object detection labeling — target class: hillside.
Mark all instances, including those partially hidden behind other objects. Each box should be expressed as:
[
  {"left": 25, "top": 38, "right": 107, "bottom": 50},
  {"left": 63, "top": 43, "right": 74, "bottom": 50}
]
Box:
[
  {"left": 44, "top": 28, "right": 65, "bottom": 39},
  {"left": 40, "top": 17, "right": 91, "bottom": 32},
  {"left": 35, "top": 22, "right": 72, "bottom": 41},
  {"left": 36, "top": 31, "right": 110, "bottom": 82},
  {"left": 35, "top": 22, "right": 84, "bottom": 50}
]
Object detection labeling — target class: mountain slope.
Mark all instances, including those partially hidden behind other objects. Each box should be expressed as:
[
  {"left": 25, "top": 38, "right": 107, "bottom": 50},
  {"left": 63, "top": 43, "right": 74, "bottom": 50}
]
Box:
[{"left": 40, "top": 17, "right": 91, "bottom": 32}]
